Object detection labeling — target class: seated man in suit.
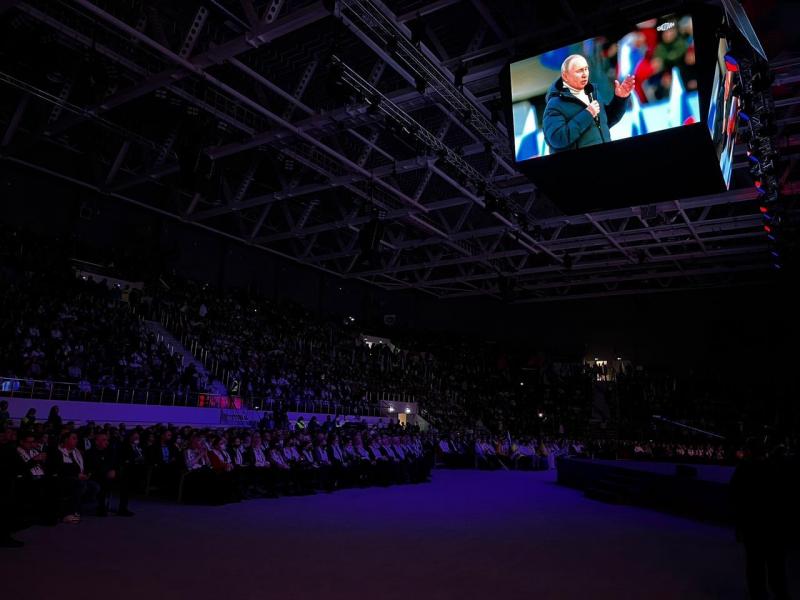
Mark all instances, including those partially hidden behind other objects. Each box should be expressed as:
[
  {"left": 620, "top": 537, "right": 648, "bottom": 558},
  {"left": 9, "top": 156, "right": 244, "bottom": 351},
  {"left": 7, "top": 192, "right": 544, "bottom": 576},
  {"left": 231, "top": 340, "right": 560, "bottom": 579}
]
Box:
[
  {"left": 368, "top": 434, "right": 394, "bottom": 486},
  {"left": 208, "top": 435, "right": 240, "bottom": 503},
  {"left": 86, "top": 432, "right": 133, "bottom": 516},
  {"left": 326, "top": 433, "right": 352, "bottom": 488},
  {"left": 182, "top": 434, "right": 218, "bottom": 504},
  {"left": 269, "top": 439, "right": 299, "bottom": 495},
  {"left": 381, "top": 435, "right": 406, "bottom": 483},
  {"left": 438, "top": 435, "right": 461, "bottom": 468},
  {"left": 16, "top": 431, "right": 58, "bottom": 524},
  {"left": 246, "top": 432, "right": 276, "bottom": 497},
  {"left": 146, "top": 429, "right": 180, "bottom": 495},
  {"left": 313, "top": 435, "right": 336, "bottom": 491},
  {"left": 349, "top": 434, "right": 376, "bottom": 486}
]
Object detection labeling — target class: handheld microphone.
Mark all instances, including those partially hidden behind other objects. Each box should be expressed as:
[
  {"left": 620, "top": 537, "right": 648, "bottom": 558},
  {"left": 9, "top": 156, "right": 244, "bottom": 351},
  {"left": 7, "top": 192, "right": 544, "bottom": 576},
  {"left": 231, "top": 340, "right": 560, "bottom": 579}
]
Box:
[{"left": 587, "top": 91, "right": 600, "bottom": 127}]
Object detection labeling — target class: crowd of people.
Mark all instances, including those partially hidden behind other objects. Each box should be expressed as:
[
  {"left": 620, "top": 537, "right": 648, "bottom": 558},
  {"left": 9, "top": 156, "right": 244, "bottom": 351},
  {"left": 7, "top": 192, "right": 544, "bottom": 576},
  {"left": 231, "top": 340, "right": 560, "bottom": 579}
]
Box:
[
  {"left": 0, "top": 235, "right": 196, "bottom": 395},
  {"left": 4, "top": 227, "right": 800, "bottom": 553},
  {"left": 5, "top": 228, "right": 792, "bottom": 446},
  {"left": 140, "top": 279, "right": 604, "bottom": 436},
  {"left": 0, "top": 408, "right": 435, "bottom": 548}
]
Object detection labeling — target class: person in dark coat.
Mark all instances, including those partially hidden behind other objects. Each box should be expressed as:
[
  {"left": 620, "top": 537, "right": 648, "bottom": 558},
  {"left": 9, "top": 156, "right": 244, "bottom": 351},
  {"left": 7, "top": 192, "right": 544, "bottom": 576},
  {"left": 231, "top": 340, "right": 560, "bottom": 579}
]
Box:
[
  {"left": 542, "top": 54, "right": 635, "bottom": 154},
  {"left": 20, "top": 408, "right": 37, "bottom": 431},
  {"left": 15, "top": 431, "right": 58, "bottom": 525},
  {"left": 118, "top": 430, "right": 147, "bottom": 508},
  {"left": 145, "top": 429, "right": 180, "bottom": 495},
  {"left": 730, "top": 437, "right": 794, "bottom": 600},
  {"left": 0, "top": 427, "right": 23, "bottom": 547},
  {"left": 48, "top": 431, "right": 100, "bottom": 523},
  {"left": 86, "top": 432, "right": 133, "bottom": 516},
  {"left": 46, "top": 406, "right": 63, "bottom": 433}
]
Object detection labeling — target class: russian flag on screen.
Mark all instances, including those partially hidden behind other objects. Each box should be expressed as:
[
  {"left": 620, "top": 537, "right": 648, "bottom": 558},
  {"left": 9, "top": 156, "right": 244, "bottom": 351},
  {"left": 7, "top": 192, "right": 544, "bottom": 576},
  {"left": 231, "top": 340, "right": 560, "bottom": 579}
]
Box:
[{"left": 670, "top": 68, "right": 700, "bottom": 126}]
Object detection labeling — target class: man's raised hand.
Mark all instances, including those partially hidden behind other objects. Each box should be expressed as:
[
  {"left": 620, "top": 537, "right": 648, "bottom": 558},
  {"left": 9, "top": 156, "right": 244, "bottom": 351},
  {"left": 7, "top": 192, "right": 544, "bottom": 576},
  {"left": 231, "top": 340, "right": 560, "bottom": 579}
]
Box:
[{"left": 614, "top": 75, "right": 636, "bottom": 98}]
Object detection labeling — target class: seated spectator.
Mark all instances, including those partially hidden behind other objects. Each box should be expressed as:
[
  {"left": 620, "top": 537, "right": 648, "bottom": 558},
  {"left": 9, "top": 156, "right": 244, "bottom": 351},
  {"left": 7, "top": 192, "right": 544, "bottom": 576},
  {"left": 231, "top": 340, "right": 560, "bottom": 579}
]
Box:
[
  {"left": 182, "top": 434, "right": 223, "bottom": 505},
  {"left": 268, "top": 439, "right": 295, "bottom": 493},
  {"left": 15, "top": 431, "right": 58, "bottom": 525},
  {"left": 146, "top": 429, "right": 180, "bottom": 495},
  {"left": 49, "top": 431, "right": 100, "bottom": 524},
  {"left": 246, "top": 432, "right": 277, "bottom": 497},
  {"left": 208, "top": 435, "right": 241, "bottom": 503},
  {"left": 86, "top": 432, "right": 130, "bottom": 517}
]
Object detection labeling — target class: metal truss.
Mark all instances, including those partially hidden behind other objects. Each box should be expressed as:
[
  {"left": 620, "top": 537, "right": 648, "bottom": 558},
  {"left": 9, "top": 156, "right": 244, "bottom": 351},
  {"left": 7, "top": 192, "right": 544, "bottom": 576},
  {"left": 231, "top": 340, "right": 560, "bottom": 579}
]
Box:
[
  {"left": 0, "top": 0, "right": 797, "bottom": 302},
  {"left": 334, "top": 0, "right": 511, "bottom": 159}
]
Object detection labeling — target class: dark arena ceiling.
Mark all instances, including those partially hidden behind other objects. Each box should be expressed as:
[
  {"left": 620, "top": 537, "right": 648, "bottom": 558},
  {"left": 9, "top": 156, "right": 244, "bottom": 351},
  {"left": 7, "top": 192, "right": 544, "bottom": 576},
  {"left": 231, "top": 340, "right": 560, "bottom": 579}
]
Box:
[{"left": 0, "top": 0, "right": 798, "bottom": 302}]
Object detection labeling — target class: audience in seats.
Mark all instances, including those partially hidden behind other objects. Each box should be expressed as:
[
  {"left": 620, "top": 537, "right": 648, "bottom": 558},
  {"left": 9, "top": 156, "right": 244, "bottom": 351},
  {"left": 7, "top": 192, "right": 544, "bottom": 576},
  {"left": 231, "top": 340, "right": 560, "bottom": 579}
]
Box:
[{"left": 1, "top": 229, "right": 788, "bottom": 447}]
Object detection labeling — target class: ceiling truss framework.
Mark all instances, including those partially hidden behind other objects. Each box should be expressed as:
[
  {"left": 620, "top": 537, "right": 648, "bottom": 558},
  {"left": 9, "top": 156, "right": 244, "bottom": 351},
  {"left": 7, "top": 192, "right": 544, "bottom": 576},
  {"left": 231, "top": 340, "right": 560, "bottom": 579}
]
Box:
[{"left": 0, "top": 0, "right": 797, "bottom": 301}]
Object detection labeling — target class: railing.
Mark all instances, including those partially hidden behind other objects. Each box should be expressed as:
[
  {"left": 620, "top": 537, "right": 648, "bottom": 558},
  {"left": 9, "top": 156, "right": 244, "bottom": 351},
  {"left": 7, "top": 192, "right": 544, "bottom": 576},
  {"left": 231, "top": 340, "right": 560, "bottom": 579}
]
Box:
[
  {"left": 0, "top": 377, "right": 243, "bottom": 409},
  {"left": 254, "top": 398, "right": 383, "bottom": 418},
  {"left": 0, "top": 377, "right": 384, "bottom": 416},
  {"left": 364, "top": 391, "right": 419, "bottom": 404},
  {"left": 154, "top": 308, "right": 235, "bottom": 390}
]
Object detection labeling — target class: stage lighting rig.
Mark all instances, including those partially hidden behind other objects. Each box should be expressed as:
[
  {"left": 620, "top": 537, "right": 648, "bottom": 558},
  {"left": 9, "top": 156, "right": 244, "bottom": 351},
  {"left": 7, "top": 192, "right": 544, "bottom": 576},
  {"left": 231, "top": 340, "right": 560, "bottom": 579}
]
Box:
[
  {"left": 334, "top": 0, "right": 509, "bottom": 159},
  {"left": 732, "top": 49, "right": 785, "bottom": 266},
  {"left": 331, "top": 56, "right": 525, "bottom": 225}
]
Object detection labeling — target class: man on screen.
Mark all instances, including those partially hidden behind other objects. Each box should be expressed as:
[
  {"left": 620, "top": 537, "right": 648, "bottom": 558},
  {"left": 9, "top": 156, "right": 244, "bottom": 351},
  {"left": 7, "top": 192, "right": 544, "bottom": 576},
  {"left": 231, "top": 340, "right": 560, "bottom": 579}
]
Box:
[{"left": 542, "top": 54, "right": 636, "bottom": 153}]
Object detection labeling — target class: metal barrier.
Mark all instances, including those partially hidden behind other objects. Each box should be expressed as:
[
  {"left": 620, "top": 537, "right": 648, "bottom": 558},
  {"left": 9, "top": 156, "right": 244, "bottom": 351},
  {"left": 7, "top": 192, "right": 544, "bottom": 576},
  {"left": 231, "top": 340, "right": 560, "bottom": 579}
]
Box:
[
  {"left": 0, "top": 378, "right": 384, "bottom": 416},
  {"left": 0, "top": 378, "right": 240, "bottom": 409},
  {"left": 254, "top": 398, "right": 382, "bottom": 417}
]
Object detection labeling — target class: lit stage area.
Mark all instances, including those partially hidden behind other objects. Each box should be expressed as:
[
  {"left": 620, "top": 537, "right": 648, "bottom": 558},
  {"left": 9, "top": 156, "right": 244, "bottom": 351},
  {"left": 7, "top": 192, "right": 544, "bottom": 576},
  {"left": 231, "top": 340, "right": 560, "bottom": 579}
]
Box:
[{"left": 3, "top": 470, "right": 798, "bottom": 599}]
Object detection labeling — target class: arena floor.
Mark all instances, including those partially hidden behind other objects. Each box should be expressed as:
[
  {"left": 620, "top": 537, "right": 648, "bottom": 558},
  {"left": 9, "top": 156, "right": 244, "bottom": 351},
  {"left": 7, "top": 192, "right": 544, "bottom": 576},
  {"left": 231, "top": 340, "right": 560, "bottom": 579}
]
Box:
[{"left": 2, "top": 469, "right": 798, "bottom": 599}]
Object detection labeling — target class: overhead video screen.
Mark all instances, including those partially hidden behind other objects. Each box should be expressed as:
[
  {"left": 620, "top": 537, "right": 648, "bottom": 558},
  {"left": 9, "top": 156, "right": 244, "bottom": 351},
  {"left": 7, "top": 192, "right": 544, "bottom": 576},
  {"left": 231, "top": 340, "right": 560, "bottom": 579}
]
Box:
[
  {"left": 707, "top": 37, "right": 740, "bottom": 189},
  {"left": 509, "top": 14, "right": 701, "bottom": 161}
]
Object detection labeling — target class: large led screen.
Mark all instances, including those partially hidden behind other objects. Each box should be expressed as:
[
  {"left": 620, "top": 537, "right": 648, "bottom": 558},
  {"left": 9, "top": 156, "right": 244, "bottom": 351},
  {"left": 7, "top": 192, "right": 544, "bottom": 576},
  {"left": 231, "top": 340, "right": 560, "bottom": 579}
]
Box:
[
  {"left": 707, "top": 38, "right": 740, "bottom": 189},
  {"left": 509, "top": 14, "right": 701, "bottom": 161}
]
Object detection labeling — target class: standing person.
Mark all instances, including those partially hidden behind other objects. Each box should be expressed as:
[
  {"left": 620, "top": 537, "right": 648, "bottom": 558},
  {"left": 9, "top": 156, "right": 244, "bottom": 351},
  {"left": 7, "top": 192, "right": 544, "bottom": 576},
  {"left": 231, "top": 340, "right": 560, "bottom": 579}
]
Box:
[
  {"left": 46, "top": 406, "right": 63, "bottom": 433},
  {"left": 49, "top": 431, "right": 100, "bottom": 524},
  {"left": 731, "top": 438, "right": 793, "bottom": 600},
  {"left": 118, "top": 430, "right": 145, "bottom": 514},
  {"left": 20, "top": 408, "right": 37, "bottom": 430},
  {"left": 15, "top": 432, "right": 58, "bottom": 525},
  {"left": 542, "top": 54, "right": 635, "bottom": 153},
  {"left": 0, "top": 400, "right": 10, "bottom": 429},
  {"left": 0, "top": 427, "right": 23, "bottom": 547}
]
